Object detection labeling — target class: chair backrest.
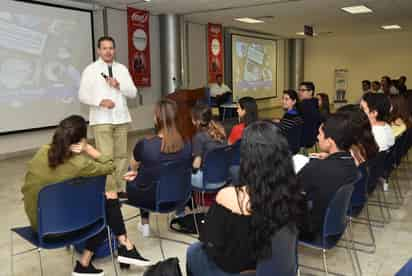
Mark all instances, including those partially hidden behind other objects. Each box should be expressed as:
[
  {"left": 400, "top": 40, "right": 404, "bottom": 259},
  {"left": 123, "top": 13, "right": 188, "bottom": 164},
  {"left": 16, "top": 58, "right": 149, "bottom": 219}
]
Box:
[
  {"left": 230, "top": 139, "right": 241, "bottom": 166},
  {"left": 256, "top": 225, "right": 298, "bottom": 276},
  {"left": 366, "top": 150, "right": 387, "bottom": 193},
  {"left": 350, "top": 163, "right": 369, "bottom": 209},
  {"left": 323, "top": 181, "right": 356, "bottom": 240},
  {"left": 202, "top": 145, "right": 233, "bottom": 185},
  {"left": 127, "top": 158, "right": 192, "bottom": 213},
  {"left": 156, "top": 159, "right": 193, "bottom": 211},
  {"left": 37, "top": 176, "right": 106, "bottom": 240}
]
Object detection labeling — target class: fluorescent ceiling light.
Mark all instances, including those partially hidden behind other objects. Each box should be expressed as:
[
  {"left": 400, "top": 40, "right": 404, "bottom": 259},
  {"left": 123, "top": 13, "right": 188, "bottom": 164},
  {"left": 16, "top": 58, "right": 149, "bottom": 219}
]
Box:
[
  {"left": 341, "top": 5, "right": 373, "bottom": 14},
  {"left": 381, "top": 24, "right": 402, "bottom": 30},
  {"left": 296, "top": 32, "right": 318, "bottom": 36},
  {"left": 234, "top": 17, "right": 264, "bottom": 24}
]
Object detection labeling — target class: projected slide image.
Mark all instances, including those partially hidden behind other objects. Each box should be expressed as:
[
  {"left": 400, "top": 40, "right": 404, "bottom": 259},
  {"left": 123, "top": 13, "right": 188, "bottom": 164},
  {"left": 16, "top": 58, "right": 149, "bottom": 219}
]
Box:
[
  {"left": 232, "top": 35, "right": 277, "bottom": 100},
  {"left": 0, "top": 1, "right": 93, "bottom": 133}
]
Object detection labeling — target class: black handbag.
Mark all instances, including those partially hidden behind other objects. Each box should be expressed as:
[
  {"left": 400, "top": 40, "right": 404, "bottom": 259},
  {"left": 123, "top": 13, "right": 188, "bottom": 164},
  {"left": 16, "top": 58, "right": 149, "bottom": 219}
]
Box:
[{"left": 143, "top": 257, "right": 183, "bottom": 276}]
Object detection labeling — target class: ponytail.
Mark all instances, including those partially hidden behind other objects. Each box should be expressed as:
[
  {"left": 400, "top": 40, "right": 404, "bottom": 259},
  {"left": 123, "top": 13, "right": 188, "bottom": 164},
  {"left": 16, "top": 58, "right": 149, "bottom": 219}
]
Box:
[
  {"left": 207, "top": 120, "right": 226, "bottom": 142},
  {"left": 48, "top": 115, "right": 87, "bottom": 168}
]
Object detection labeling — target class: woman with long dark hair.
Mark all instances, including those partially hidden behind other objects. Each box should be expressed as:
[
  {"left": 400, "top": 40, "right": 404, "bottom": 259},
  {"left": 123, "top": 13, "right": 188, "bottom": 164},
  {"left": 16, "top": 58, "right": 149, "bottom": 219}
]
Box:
[
  {"left": 125, "top": 98, "right": 192, "bottom": 237},
  {"left": 22, "top": 115, "right": 150, "bottom": 276},
  {"left": 191, "top": 104, "right": 227, "bottom": 188},
  {"left": 187, "top": 121, "right": 303, "bottom": 276},
  {"left": 228, "top": 96, "right": 258, "bottom": 145}
]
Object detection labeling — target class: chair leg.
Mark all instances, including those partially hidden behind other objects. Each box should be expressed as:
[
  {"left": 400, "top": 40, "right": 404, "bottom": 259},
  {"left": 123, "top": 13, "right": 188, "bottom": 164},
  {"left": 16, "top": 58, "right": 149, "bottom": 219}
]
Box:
[
  {"left": 155, "top": 216, "right": 166, "bottom": 260},
  {"left": 322, "top": 249, "right": 328, "bottom": 275},
  {"left": 348, "top": 219, "right": 362, "bottom": 276},
  {"left": 191, "top": 197, "right": 200, "bottom": 236},
  {"left": 37, "top": 249, "right": 44, "bottom": 276},
  {"left": 10, "top": 231, "right": 14, "bottom": 276},
  {"left": 71, "top": 248, "right": 75, "bottom": 267},
  {"left": 107, "top": 227, "right": 119, "bottom": 276}
]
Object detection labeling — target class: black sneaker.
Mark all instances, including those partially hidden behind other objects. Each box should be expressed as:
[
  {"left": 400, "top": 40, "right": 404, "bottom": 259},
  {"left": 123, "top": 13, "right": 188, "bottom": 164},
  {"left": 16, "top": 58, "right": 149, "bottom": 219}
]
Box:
[
  {"left": 72, "top": 261, "right": 104, "bottom": 276},
  {"left": 117, "top": 245, "right": 151, "bottom": 266}
]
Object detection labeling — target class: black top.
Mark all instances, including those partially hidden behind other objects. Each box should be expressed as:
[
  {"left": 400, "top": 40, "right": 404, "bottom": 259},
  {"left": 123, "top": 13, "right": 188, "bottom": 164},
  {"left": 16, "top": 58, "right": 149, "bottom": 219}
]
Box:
[
  {"left": 298, "top": 152, "right": 358, "bottom": 239},
  {"left": 133, "top": 136, "right": 192, "bottom": 169},
  {"left": 299, "top": 98, "right": 321, "bottom": 147},
  {"left": 192, "top": 130, "right": 227, "bottom": 159},
  {"left": 199, "top": 203, "right": 255, "bottom": 273},
  {"left": 277, "top": 109, "right": 304, "bottom": 135}
]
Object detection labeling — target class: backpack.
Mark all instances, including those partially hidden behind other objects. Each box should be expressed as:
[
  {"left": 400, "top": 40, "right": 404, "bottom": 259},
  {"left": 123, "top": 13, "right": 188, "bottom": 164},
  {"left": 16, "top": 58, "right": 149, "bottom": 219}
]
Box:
[{"left": 143, "top": 257, "right": 183, "bottom": 276}]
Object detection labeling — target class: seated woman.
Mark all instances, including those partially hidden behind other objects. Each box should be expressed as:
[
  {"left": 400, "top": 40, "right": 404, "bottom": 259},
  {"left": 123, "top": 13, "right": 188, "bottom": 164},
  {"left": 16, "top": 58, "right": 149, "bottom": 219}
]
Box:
[
  {"left": 191, "top": 104, "right": 227, "bottom": 189},
  {"left": 360, "top": 93, "right": 395, "bottom": 151},
  {"left": 274, "top": 89, "right": 303, "bottom": 131},
  {"left": 228, "top": 96, "right": 258, "bottom": 145},
  {"left": 316, "top": 93, "right": 330, "bottom": 123},
  {"left": 21, "top": 115, "right": 150, "bottom": 276},
  {"left": 273, "top": 89, "right": 304, "bottom": 154},
  {"left": 125, "top": 99, "right": 191, "bottom": 237},
  {"left": 187, "top": 121, "right": 303, "bottom": 276},
  {"left": 389, "top": 95, "right": 412, "bottom": 137}
]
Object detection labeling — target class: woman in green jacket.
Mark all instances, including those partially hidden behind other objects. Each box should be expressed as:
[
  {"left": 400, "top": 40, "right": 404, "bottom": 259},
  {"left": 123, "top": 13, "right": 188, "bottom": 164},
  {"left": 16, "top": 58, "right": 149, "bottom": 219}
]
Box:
[{"left": 22, "top": 115, "right": 150, "bottom": 276}]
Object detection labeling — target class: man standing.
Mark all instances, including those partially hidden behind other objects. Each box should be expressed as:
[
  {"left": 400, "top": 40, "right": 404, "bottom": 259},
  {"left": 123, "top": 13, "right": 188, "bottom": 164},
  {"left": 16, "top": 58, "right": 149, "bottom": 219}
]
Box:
[
  {"left": 298, "top": 81, "right": 321, "bottom": 149},
  {"left": 79, "top": 36, "right": 136, "bottom": 195}
]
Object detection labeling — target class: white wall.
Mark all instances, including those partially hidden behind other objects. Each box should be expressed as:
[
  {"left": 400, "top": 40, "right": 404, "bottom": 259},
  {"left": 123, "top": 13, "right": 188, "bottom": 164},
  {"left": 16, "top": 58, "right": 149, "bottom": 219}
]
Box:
[
  {"left": 0, "top": 7, "right": 162, "bottom": 158},
  {"left": 186, "top": 22, "right": 208, "bottom": 89},
  {"left": 305, "top": 31, "right": 412, "bottom": 103}
]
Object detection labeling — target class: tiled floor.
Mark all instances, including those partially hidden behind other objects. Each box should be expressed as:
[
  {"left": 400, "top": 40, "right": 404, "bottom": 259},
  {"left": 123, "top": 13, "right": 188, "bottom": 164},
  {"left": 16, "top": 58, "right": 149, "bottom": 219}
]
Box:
[{"left": 1, "top": 134, "right": 411, "bottom": 276}]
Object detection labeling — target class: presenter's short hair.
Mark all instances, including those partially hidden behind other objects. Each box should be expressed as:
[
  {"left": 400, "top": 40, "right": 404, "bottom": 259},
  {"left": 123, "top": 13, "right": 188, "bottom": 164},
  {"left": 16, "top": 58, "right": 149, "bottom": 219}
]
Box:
[{"left": 98, "top": 36, "right": 116, "bottom": 48}]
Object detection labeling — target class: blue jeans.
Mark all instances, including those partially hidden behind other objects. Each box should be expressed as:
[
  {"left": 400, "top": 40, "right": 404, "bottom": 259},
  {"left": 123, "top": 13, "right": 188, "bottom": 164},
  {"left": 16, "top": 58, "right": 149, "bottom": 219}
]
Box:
[
  {"left": 186, "top": 242, "right": 255, "bottom": 276},
  {"left": 191, "top": 171, "right": 226, "bottom": 190}
]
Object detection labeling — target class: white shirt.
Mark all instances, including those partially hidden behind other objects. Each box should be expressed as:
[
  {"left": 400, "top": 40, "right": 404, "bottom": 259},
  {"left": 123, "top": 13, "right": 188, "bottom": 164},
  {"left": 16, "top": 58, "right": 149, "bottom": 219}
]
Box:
[
  {"left": 209, "top": 83, "right": 231, "bottom": 97},
  {"left": 372, "top": 124, "right": 395, "bottom": 151},
  {"left": 78, "top": 58, "right": 137, "bottom": 126}
]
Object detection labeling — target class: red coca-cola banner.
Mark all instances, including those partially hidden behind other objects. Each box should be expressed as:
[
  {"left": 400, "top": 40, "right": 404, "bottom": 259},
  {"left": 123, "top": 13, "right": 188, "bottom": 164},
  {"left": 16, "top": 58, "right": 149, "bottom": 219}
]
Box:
[
  {"left": 208, "top": 23, "right": 223, "bottom": 83},
  {"left": 127, "top": 7, "right": 151, "bottom": 87}
]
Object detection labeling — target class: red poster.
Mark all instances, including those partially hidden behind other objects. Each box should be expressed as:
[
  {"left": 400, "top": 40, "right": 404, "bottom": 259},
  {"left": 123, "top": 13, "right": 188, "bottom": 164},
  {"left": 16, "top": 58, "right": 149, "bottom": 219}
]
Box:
[
  {"left": 127, "top": 7, "right": 151, "bottom": 87},
  {"left": 208, "top": 23, "right": 223, "bottom": 83}
]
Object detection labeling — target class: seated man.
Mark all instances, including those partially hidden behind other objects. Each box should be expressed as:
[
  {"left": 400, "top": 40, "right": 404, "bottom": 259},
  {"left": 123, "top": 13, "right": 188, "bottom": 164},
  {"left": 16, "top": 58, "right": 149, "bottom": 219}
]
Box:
[
  {"left": 209, "top": 74, "right": 232, "bottom": 119},
  {"left": 298, "top": 113, "right": 359, "bottom": 241}
]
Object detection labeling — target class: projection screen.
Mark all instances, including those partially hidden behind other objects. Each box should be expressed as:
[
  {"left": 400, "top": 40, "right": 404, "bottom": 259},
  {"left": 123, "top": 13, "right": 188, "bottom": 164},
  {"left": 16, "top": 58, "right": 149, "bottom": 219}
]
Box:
[
  {"left": 0, "top": 0, "right": 94, "bottom": 134},
  {"left": 232, "top": 34, "right": 277, "bottom": 100}
]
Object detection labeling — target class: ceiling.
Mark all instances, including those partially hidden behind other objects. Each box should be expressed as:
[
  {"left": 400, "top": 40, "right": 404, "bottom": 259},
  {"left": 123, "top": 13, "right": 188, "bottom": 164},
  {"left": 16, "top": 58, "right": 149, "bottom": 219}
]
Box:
[{"left": 75, "top": 0, "right": 412, "bottom": 37}]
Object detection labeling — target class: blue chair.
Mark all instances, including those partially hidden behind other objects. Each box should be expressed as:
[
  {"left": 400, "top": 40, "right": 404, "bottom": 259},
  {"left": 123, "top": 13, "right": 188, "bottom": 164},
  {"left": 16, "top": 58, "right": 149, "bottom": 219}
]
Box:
[
  {"left": 10, "top": 176, "right": 118, "bottom": 276},
  {"left": 299, "top": 182, "right": 361, "bottom": 276},
  {"left": 125, "top": 158, "right": 193, "bottom": 259},
  {"left": 228, "top": 140, "right": 241, "bottom": 185},
  {"left": 256, "top": 225, "right": 298, "bottom": 276},
  {"left": 192, "top": 145, "right": 233, "bottom": 198},
  {"left": 396, "top": 258, "right": 412, "bottom": 276},
  {"left": 348, "top": 164, "right": 376, "bottom": 254}
]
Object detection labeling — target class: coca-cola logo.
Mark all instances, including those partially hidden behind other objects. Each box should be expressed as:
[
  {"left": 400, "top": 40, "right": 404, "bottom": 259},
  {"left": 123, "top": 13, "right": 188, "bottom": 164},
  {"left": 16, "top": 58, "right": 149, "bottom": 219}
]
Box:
[
  {"left": 131, "top": 12, "right": 148, "bottom": 23},
  {"left": 210, "top": 26, "right": 221, "bottom": 34}
]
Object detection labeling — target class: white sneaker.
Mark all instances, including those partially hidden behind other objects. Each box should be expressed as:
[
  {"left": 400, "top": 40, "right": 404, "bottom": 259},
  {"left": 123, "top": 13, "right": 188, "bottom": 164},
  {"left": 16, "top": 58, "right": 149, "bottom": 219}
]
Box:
[{"left": 138, "top": 223, "right": 150, "bottom": 237}]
